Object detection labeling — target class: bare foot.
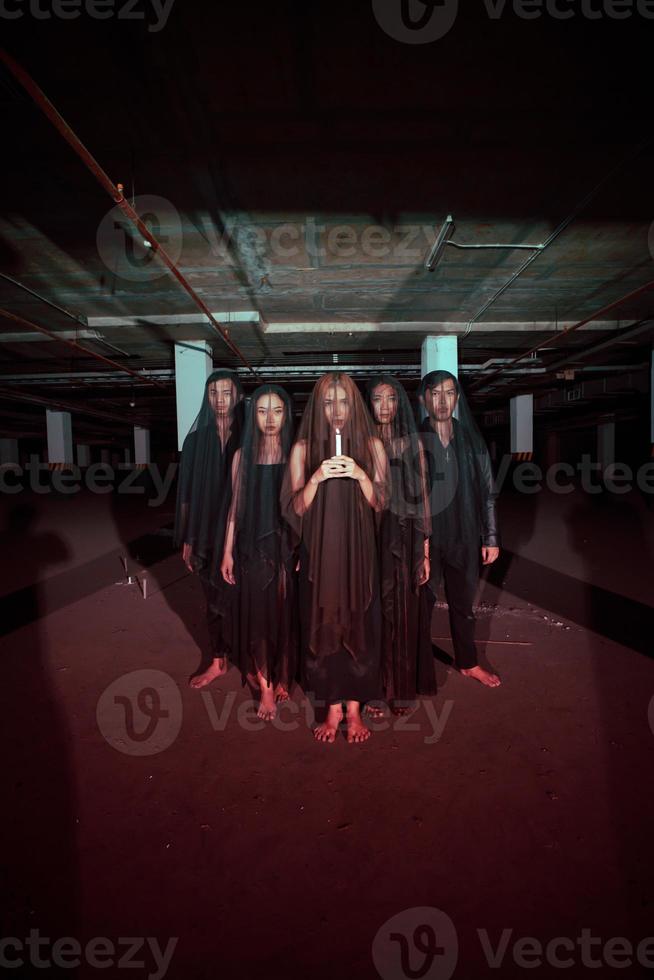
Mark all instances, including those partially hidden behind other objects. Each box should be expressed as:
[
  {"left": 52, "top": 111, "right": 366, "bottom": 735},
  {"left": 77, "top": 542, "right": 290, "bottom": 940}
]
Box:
[
  {"left": 345, "top": 702, "right": 371, "bottom": 743},
  {"left": 189, "top": 658, "right": 228, "bottom": 689},
  {"left": 313, "top": 703, "right": 343, "bottom": 743},
  {"left": 460, "top": 665, "right": 501, "bottom": 688},
  {"left": 364, "top": 701, "right": 386, "bottom": 720},
  {"left": 274, "top": 684, "right": 290, "bottom": 703},
  {"left": 257, "top": 686, "right": 277, "bottom": 722}
]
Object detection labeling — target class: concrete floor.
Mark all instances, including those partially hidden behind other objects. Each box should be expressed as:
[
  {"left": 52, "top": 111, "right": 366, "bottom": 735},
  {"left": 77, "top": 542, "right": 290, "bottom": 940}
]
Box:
[{"left": 1, "top": 483, "right": 653, "bottom": 980}]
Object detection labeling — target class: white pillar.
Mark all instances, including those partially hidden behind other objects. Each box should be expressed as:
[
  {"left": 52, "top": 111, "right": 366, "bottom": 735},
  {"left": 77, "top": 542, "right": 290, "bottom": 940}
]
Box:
[
  {"left": 175, "top": 340, "right": 213, "bottom": 451},
  {"left": 134, "top": 426, "right": 151, "bottom": 465},
  {"left": 421, "top": 335, "right": 458, "bottom": 380},
  {"left": 0, "top": 438, "right": 19, "bottom": 465},
  {"left": 46, "top": 410, "right": 73, "bottom": 465},
  {"left": 597, "top": 420, "right": 615, "bottom": 471},
  {"left": 76, "top": 444, "right": 91, "bottom": 467},
  {"left": 510, "top": 394, "right": 533, "bottom": 457}
]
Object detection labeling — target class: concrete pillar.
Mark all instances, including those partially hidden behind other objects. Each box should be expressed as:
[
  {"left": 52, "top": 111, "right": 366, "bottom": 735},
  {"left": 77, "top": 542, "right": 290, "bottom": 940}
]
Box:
[
  {"left": 76, "top": 444, "right": 91, "bottom": 467},
  {"left": 0, "top": 438, "right": 19, "bottom": 465},
  {"left": 597, "top": 420, "right": 615, "bottom": 472},
  {"left": 175, "top": 340, "right": 213, "bottom": 451},
  {"left": 123, "top": 447, "right": 131, "bottom": 465},
  {"left": 134, "top": 426, "right": 151, "bottom": 466},
  {"left": 420, "top": 335, "right": 458, "bottom": 380},
  {"left": 510, "top": 394, "right": 533, "bottom": 458},
  {"left": 46, "top": 410, "right": 73, "bottom": 465}
]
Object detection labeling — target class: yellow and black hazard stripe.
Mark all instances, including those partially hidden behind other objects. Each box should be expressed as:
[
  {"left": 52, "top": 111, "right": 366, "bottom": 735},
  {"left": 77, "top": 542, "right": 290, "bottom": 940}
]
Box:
[{"left": 511, "top": 451, "right": 533, "bottom": 461}]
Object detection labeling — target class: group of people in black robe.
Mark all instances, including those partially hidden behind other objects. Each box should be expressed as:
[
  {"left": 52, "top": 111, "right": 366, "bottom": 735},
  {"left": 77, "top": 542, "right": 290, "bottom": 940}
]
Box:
[{"left": 175, "top": 367, "right": 501, "bottom": 744}]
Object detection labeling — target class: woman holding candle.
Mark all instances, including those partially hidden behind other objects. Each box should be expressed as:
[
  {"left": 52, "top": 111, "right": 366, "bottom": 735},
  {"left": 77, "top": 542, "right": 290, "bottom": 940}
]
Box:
[
  {"left": 282, "top": 373, "right": 390, "bottom": 743},
  {"left": 219, "top": 385, "right": 297, "bottom": 720},
  {"left": 365, "top": 375, "right": 436, "bottom": 715}
]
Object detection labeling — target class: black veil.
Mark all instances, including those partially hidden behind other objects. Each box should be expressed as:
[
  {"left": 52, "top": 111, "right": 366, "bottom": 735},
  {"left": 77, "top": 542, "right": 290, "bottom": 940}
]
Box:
[
  {"left": 365, "top": 375, "right": 436, "bottom": 700},
  {"left": 418, "top": 369, "right": 499, "bottom": 555},
  {"left": 281, "top": 372, "right": 390, "bottom": 663},
  {"left": 174, "top": 369, "right": 243, "bottom": 571},
  {"left": 218, "top": 383, "right": 297, "bottom": 687},
  {"left": 223, "top": 383, "right": 295, "bottom": 570},
  {"left": 365, "top": 374, "right": 431, "bottom": 533}
]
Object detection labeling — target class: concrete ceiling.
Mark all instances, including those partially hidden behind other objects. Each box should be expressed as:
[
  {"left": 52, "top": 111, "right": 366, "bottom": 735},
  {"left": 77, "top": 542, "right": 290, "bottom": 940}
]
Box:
[{"left": 1, "top": 2, "right": 652, "bottom": 443}]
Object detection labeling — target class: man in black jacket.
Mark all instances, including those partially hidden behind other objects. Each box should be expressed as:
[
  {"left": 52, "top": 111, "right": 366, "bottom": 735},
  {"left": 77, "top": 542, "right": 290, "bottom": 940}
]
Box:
[{"left": 419, "top": 369, "right": 501, "bottom": 688}]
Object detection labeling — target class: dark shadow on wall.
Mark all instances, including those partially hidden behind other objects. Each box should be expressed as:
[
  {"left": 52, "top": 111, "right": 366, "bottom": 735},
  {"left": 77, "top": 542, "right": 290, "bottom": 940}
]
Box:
[{"left": 0, "top": 500, "right": 79, "bottom": 978}]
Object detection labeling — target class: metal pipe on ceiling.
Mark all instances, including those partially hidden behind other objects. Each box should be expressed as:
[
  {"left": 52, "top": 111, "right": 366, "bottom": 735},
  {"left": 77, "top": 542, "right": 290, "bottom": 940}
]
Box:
[
  {"left": 468, "top": 279, "right": 654, "bottom": 393},
  {"left": 0, "top": 49, "right": 257, "bottom": 377},
  {"left": 0, "top": 308, "right": 169, "bottom": 390},
  {"left": 0, "top": 386, "right": 152, "bottom": 428},
  {"left": 462, "top": 140, "right": 652, "bottom": 339},
  {"left": 543, "top": 318, "right": 654, "bottom": 373}
]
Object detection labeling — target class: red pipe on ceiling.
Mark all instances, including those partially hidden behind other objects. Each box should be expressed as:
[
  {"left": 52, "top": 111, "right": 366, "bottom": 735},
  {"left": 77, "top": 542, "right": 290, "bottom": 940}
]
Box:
[
  {"left": 0, "top": 48, "right": 257, "bottom": 376},
  {"left": 468, "top": 279, "right": 654, "bottom": 392},
  {"left": 0, "top": 308, "right": 168, "bottom": 390}
]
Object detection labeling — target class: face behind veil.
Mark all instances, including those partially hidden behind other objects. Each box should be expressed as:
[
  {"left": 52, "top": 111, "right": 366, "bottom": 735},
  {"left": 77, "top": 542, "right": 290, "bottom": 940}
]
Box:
[
  {"left": 174, "top": 369, "right": 243, "bottom": 570},
  {"left": 365, "top": 374, "right": 431, "bottom": 534},
  {"left": 230, "top": 383, "right": 294, "bottom": 561},
  {"left": 281, "top": 372, "right": 389, "bottom": 659}
]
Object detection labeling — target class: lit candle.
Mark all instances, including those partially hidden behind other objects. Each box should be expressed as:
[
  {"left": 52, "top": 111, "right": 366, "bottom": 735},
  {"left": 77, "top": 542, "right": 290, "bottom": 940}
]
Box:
[{"left": 335, "top": 427, "right": 342, "bottom": 456}]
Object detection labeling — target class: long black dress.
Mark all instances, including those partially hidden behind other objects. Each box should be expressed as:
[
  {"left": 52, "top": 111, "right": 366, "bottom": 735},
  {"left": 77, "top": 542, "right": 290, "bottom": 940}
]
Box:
[
  {"left": 281, "top": 373, "right": 390, "bottom": 706},
  {"left": 297, "top": 476, "right": 382, "bottom": 705},
  {"left": 377, "top": 439, "right": 437, "bottom": 702},
  {"left": 232, "top": 462, "right": 297, "bottom": 689},
  {"left": 365, "top": 375, "right": 436, "bottom": 704}
]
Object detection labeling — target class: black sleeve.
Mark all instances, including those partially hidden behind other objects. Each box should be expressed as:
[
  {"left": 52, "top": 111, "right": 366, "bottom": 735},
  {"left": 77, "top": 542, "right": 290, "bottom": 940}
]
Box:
[{"left": 474, "top": 439, "right": 500, "bottom": 548}]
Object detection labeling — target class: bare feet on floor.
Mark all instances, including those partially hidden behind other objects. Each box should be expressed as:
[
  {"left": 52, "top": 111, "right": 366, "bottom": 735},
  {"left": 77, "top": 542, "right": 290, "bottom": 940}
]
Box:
[
  {"left": 257, "top": 685, "right": 277, "bottom": 721},
  {"left": 189, "top": 657, "right": 228, "bottom": 689},
  {"left": 313, "top": 703, "right": 343, "bottom": 743},
  {"left": 274, "top": 684, "right": 290, "bottom": 703},
  {"left": 345, "top": 702, "right": 371, "bottom": 743},
  {"left": 460, "top": 665, "right": 501, "bottom": 688}
]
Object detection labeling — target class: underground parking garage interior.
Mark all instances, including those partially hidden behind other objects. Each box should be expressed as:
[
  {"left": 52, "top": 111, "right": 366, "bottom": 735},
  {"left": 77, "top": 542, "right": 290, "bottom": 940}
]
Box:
[{"left": 1, "top": 4, "right": 654, "bottom": 979}]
